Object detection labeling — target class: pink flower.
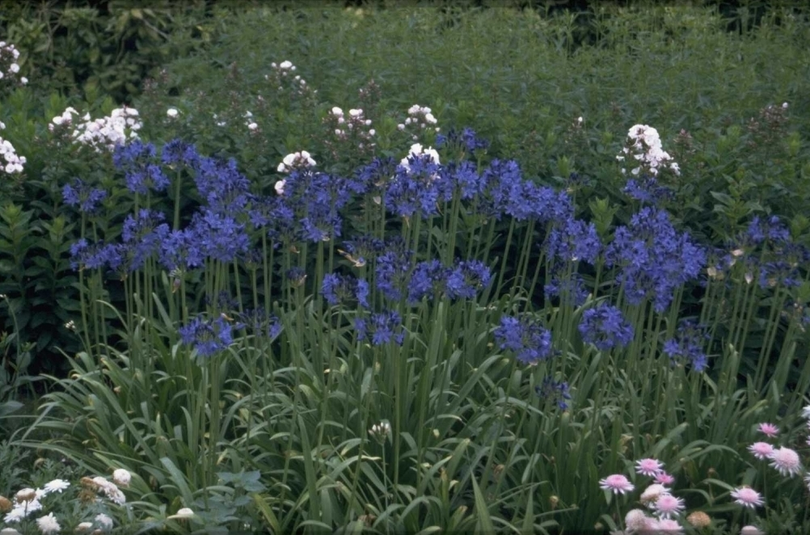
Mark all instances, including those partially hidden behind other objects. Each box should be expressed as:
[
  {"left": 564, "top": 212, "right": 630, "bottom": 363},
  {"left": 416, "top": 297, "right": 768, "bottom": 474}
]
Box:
[
  {"left": 599, "top": 474, "right": 635, "bottom": 494},
  {"left": 652, "top": 494, "right": 685, "bottom": 519},
  {"left": 636, "top": 458, "right": 664, "bottom": 477},
  {"left": 768, "top": 447, "right": 802, "bottom": 477},
  {"left": 757, "top": 423, "right": 779, "bottom": 437},
  {"left": 656, "top": 518, "right": 683, "bottom": 532},
  {"left": 748, "top": 442, "right": 774, "bottom": 460},
  {"left": 731, "top": 487, "right": 763, "bottom": 508},
  {"left": 654, "top": 471, "right": 675, "bottom": 485}
]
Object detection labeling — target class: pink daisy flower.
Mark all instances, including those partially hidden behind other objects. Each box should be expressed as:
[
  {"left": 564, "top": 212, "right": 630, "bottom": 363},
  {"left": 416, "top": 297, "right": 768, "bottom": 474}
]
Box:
[
  {"left": 757, "top": 423, "right": 779, "bottom": 437},
  {"left": 731, "top": 487, "right": 763, "bottom": 509},
  {"left": 748, "top": 442, "right": 774, "bottom": 460},
  {"left": 768, "top": 447, "right": 802, "bottom": 477},
  {"left": 656, "top": 518, "right": 683, "bottom": 532},
  {"left": 652, "top": 494, "right": 685, "bottom": 519},
  {"left": 654, "top": 471, "right": 675, "bottom": 485},
  {"left": 635, "top": 458, "right": 664, "bottom": 477},
  {"left": 599, "top": 474, "right": 635, "bottom": 494}
]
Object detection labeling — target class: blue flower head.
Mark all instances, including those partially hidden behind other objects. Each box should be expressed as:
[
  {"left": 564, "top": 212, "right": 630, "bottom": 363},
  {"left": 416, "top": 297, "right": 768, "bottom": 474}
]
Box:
[
  {"left": 494, "top": 314, "right": 554, "bottom": 364},
  {"left": 662, "top": 320, "right": 709, "bottom": 372},
  {"left": 114, "top": 141, "right": 170, "bottom": 195},
  {"left": 322, "top": 273, "right": 370, "bottom": 308},
  {"left": 578, "top": 302, "right": 634, "bottom": 351},
  {"left": 62, "top": 179, "right": 107, "bottom": 214},
  {"left": 355, "top": 310, "right": 405, "bottom": 346},
  {"left": 178, "top": 315, "right": 237, "bottom": 360},
  {"left": 535, "top": 377, "right": 572, "bottom": 410}
]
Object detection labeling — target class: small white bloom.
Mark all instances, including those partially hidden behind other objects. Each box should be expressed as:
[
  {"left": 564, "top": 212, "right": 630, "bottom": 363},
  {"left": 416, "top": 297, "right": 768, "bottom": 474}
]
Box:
[
  {"left": 279, "top": 60, "right": 293, "bottom": 69},
  {"left": 75, "top": 522, "right": 93, "bottom": 532},
  {"left": 95, "top": 513, "right": 113, "bottom": 530},
  {"left": 42, "top": 479, "right": 70, "bottom": 495},
  {"left": 166, "top": 108, "right": 179, "bottom": 118},
  {"left": 36, "top": 513, "right": 61, "bottom": 534},
  {"left": 112, "top": 469, "right": 131, "bottom": 487},
  {"left": 275, "top": 179, "right": 286, "bottom": 195},
  {"left": 248, "top": 122, "right": 258, "bottom": 131},
  {"left": 331, "top": 107, "right": 343, "bottom": 116},
  {"left": 349, "top": 108, "right": 363, "bottom": 117},
  {"left": 9, "top": 63, "right": 19, "bottom": 73}
]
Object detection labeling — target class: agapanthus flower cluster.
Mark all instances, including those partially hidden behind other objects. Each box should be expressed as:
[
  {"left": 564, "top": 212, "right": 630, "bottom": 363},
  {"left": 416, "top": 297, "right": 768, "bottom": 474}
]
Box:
[
  {"left": 662, "top": 320, "right": 708, "bottom": 372},
  {"left": 578, "top": 302, "right": 634, "bottom": 351},
  {"left": 354, "top": 310, "right": 405, "bottom": 346},
  {"left": 113, "top": 141, "right": 170, "bottom": 195},
  {"left": 322, "top": 273, "right": 370, "bottom": 308},
  {"left": 494, "top": 314, "right": 554, "bottom": 364},
  {"left": 0, "top": 41, "right": 27, "bottom": 87},
  {"left": 179, "top": 315, "right": 239, "bottom": 359},
  {"left": 62, "top": 178, "right": 108, "bottom": 214},
  {"left": 386, "top": 148, "right": 446, "bottom": 217},
  {"left": 65, "top": 106, "right": 142, "bottom": 152},
  {"left": 545, "top": 216, "right": 601, "bottom": 264},
  {"left": 535, "top": 377, "right": 571, "bottom": 410},
  {"left": 435, "top": 127, "right": 489, "bottom": 157},
  {"left": 605, "top": 207, "right": 706, "bottom": 312},
  {"left": 623, "top": 175, "right": 674, "bottom": 205},
  {"left": 544, "top": 271, "right": 589, "bottom": 307},
  {"left": 617, "top": 124, "right": 680, "bottom": 177},
  {"left": 0, "top": 123, "right": 25, "bottom": 174},
  {"left": 407, "top": 258, "right": 491, "bottom": 302},
  {"left": 235, "top": 308, "right": 283, "bottom": 340},
  {"left": 398, "top": 104, "right": 439, "bottom": 141}
]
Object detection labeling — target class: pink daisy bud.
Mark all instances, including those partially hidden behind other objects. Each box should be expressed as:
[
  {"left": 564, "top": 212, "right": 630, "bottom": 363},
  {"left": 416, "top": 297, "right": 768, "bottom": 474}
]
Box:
[
  {"left": 599, "top": 474, "right": 635, "bottom": 494},
  {"left": 748, "top": 442, "right": 774, "bottom": 460},
  {"left": 652, "top": 494, "right": 684, "bottom": 519},
  {"left": 635, "top": 458, "right": 664, "bottom": 477},
  {"left": 768, "top": 447, "right": 802, "bottom": 477},
  {"left": 757, "top": 423, "right": 779, "bottom": 437},
  {"left": 731, "top": 487, "right": 763, "bottom": 509}
]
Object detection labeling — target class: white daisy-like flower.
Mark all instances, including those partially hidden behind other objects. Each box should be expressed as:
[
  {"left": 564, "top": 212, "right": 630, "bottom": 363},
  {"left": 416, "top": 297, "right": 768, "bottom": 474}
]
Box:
[
  {"left": 624, "top": 509, "right": 650, "bottom": 531},
  {"left": 651, "top": 493, "right": 684, "bottom": 519},
  {"left": 112, "top": 469, "right": 131, "bottom": 487},
  {"left": 42, "top": 479, "right": 70, "bottom": 495},
  {"left": 95, "top": 513, "right": 113, "bottom": 530},
  {"left": 36, "top": 512, "right": 61, "bottom": 534},
  {"left": 640, "top": 484, "right": 669, "bottom": 505},
  {"left": 598, "top": 474, "right": 635, "bottom": 494}
]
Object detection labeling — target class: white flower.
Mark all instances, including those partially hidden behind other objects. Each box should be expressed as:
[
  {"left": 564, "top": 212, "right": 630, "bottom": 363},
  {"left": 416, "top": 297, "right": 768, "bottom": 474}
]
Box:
[
  {"left": 9, "top": 63, "right": 19, "bottom": 74},
  {"left": 20, "top": 77, "right": 27, "bottom": 85},
  {"left": 75, "top": 522, "right": 93, "bottom": 532},
  {"left": 274, "top": 179, "right": 286, "bottom": 196},
  {"left": 640, "top": 484, "right": 669, "bottom": 504},
  {"left": 248, "top": 122, "right": 258, "bottom": 131},
  {"left": 349, "top": 109, "right": 363, "bottom": 117},
  {"left": 400, "top": 143, "right": 440, "bottom": 170},
  {"left": 625, "top": 509, "right": 650, "bottom": 531},
  {"left": 279, "top": 60, "right": 293, "bottom": 69},
  {"left": 36, "top": 513, "right": 61, "bottom": 534},
  {"left": 42, "top": 479, "right": 70, "bottom": 495},
  {"left": 95, "top": 513, "right": 113, "bottom": 530},
  {"left": 801, "top": 404, "right": 810, "bottom": 419},
  {"left": 166, "top": 108, "right": 179, "bottom": 118},
  {"left": 0, "top": 527, "right": 22, "bottom": 535},
  {"left": 112, "top": 469, "right": 131, "bottom": 487},
  {"left": 331, "top": 107, "right": 343, "bottom": 116},
  {"left": 169, "top": 507, "right": 195, "bottom": 519}
]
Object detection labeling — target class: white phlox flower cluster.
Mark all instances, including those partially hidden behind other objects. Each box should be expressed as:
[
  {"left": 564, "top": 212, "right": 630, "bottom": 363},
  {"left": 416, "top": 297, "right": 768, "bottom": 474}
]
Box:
[
  {"left": 266, "top": 60, "right": 314, "bottom": 96},
  {"left": 0, "top": 41, "right": 27, "bottom": 86},
  {"left": 275, "top": 151, "right": 316, "bottom": 195},
  {"left": 329, "top": 107, "right": 375, "bottom": 148},
  {"left": 244, "top": 110, "right": 258, "bottom": 132},
  {"left": 617, "top": 124, "right": 680, "bottom": 177},
  {"left": 400, "top": 143, "right": 440, "bottom": 171},
  {"left": 398, "top": 104, "right": 440, "bottom": 141},
  {"left": 52, "top": 106, "right": 142, "bottom": 152},
  {"left": 0, "top": 122, "right": 25, "bottom": 174}
]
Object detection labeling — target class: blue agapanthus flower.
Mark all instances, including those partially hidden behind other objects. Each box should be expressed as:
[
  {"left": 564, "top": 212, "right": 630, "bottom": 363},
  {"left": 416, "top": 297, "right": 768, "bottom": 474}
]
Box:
[
  {"left": 544, "top": 272, "right": 589, "bottom": 307},
  {"left": 623, "top": 176, "right": 674, "bottom": 205},
  {"left": 114, "top": 140, "right": 170, "bottom": 195},
  {"left": 62, "top": 179, "right": 107, "bottom": 214},
  {"left": 354, "top": 310, "right": 405, "bottom": 346},
  {"left": 322, "top": 273, "right": 370, "bottom": 308},
  {"left": 535, "top": 377, "right": 572, "bottom": 410},
  {"left": 605, "top": 207, "right": 706, "bottom": 312},
  {"left": 662, "top": 320, "right": 708, "bottom": 372},
  {"left": 545, "top": 216, "right": 602, "bottom": 265},
  {"left": 494, "top": 314, "right": 554, "bottom": 364},
  {"left": 436, "top": 127, "right": 490, "bottom": 157},
  {"left": 578, "top": 302, "right": 634, "bottom": 351},
  {"left": 408, "top": 259, "right": 448, "bottom": 303},
  {"left": 179, "top": 316, "right": 238, "bottom": 359},
  {"left": 445, "top": 259, "right": 491, "bottom": 299}
]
